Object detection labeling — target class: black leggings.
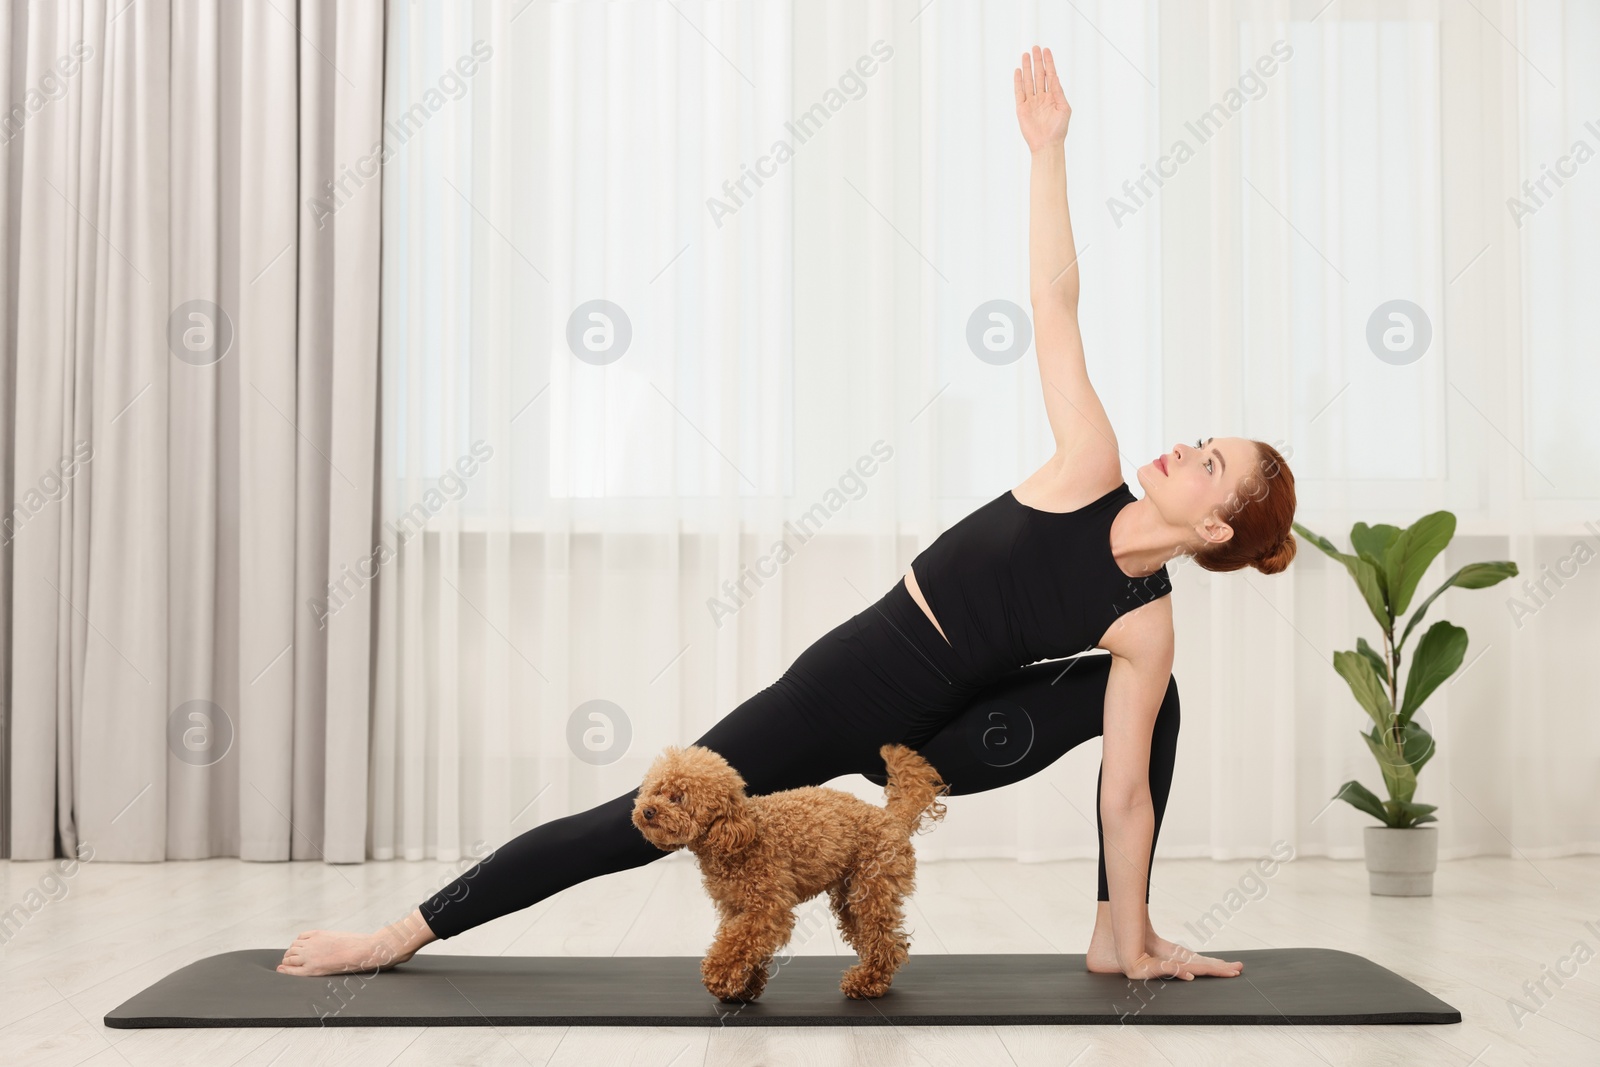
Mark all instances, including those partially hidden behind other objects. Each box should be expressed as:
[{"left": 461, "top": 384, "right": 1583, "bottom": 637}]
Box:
[{"left": 418, "top": 577, "right": 1180, "bottom": 940}]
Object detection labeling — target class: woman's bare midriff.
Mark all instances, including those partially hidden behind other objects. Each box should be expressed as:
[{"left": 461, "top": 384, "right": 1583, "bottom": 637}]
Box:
[{"left": 903, "top": 566, "right": 953, "bottom": 647}]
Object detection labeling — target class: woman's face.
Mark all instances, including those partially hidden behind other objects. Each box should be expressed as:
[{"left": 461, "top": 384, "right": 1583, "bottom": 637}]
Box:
[{"left": 1137, "top": 436, "right": 1256, "bottom": 548}]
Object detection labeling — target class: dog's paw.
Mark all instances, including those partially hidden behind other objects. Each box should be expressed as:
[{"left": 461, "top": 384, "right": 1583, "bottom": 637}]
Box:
[
  {"left": 702, "top": 962, "right": 767, "bottom": 1003},
  {"left": 705, "top": 975, "right": 765, "bottom": 1003},
  {"left": 840, "top": 964, "right": 893, "bottom": 1000}
]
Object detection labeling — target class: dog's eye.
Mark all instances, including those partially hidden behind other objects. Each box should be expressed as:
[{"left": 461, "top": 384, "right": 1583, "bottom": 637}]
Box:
[{"left": 669, "top": 793, "right": 683, "bottom": 805}]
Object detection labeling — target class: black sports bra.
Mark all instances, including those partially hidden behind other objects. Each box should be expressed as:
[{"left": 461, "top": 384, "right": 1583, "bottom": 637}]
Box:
[{"left": 909, "top": 481, "right": 1172, "bottom": 676}]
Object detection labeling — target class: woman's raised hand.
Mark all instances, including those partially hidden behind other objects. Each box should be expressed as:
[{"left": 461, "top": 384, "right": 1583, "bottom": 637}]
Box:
[{"left": 1014, "top": 45, "right": 1072, "bottom": 152}]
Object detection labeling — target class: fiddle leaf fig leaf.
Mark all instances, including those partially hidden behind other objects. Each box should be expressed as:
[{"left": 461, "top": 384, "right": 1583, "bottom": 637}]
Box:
[
  {"left": 1382, "top": 511, "right": 1456, "bottom": 616},
  {"left": 1399, "top": 561, "right": 1519, "bottom": 650},
  {"left": 1400, "top": 621, "right": 1467, "bottom": 723},
  {"left": 1334, "top": 650, "right": 1394, "bottom": 731},
  {"left": 1351, "top": 522, "right": 1402, "bottom": 560},
  {"left": 1356, "top": 636, "right": 1389, "bottom": 686},
  {"left": 1363, "top": 728, "right": 1417, "bottom": 806},
  {"left": 1334, "top": 780, "right": 1391, "bottom": 826},
  {"left": 1297, "top": 521, "right": 1392, "bottom": 629}
]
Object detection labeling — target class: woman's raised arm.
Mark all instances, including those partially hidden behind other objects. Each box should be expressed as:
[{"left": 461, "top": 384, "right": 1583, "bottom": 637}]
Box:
[{"left": 1015, "top": 45, "right": 1119, "bottom": 480}]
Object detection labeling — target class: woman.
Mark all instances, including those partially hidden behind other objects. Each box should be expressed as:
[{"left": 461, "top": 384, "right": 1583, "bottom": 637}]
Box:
[{"left": 279, "top": 45, "right": 1296, "bottom": 984}]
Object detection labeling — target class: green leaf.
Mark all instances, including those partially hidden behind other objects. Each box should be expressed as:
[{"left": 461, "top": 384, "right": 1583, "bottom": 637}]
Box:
[
  {"left": 1399, "top": 621, "right": 1468, "bottom": 723},
  {"left": 1350, "top": 523, "right": 1402, "bottom": 560},
  {"left": 1356, "top": 636, "right": 1390, "bottom": 687},
  {"left": 1381, "top": 511, "right": 1456, "bottom": 616},
  {"left": 1401, "top": 720, "right": 1437, "bottom": 776},
  {"left": 1399, "top": 561, "right": 1520, "bottom": 650},
  {"left": 1351, "top": 524, "right": 1401, "bottom": 602},
  {"left": 1334, "top": 780, "right": 1392, "bottom": 826},
  {"left": 1356, "top": 550, "right": 1390, "bottom": 602},
  {"left": 1362, "top": 728, "right": 1417, "bottom": 806},
  {"left": 1296, "top": 522, "right": 1393, "bottom": 630},
  {"left": 1334, "top": 650, "right": 1395, "bottom": 731},
  {"left": 1391, "top": 800, "right": 1438, "bottom": 829}
]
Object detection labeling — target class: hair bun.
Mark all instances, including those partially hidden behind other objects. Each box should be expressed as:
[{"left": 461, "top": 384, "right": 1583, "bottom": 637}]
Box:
[{"left": 1256, "top": 531, "right": 1297, "bottom": 575}]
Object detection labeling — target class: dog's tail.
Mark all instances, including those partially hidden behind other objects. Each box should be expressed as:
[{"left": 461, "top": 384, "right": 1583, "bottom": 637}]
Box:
[{"left": 879, "top": 743, "right": 950, "bottom": 836}]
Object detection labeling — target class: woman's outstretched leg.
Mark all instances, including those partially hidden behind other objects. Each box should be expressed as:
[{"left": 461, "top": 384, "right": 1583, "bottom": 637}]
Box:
[{"left": 277, "top": 655, "right": 886, "bottom": 976}]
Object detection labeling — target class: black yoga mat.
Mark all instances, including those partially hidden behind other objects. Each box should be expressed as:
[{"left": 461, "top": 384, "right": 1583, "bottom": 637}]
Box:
[{"left": 104, "top": 947, "right": 1461, "bottom": 1028}]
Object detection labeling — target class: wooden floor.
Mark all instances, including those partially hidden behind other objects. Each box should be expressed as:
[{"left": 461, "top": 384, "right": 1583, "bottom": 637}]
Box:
[{"left": 2, "top": 850, "right": 1596, "bottom": 1065}]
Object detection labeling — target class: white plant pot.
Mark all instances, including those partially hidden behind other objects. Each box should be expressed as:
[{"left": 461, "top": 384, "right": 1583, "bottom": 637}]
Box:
[{"left": 1362, "top": 826, "right": 1439, "bottom": 896}]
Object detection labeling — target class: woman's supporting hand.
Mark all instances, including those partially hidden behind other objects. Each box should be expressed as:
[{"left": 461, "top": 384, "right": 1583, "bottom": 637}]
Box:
[
  {"left": 1014, "top": 45, "right": 1072, "bottom": 153},
  {"left": 1123, "top": 935, "right": 1245, "bottom": 981},
  {"left": 1144, "top": 932, "right": 1244, "bottom": 977},
  {"left": 1087, "top": 904, "right": 1245, "bottom": 980}
]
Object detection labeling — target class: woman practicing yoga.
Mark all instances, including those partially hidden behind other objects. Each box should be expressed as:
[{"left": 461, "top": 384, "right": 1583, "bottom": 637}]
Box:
[{"left": 279, "top": 45, "right": 1296, "bottom": 984}]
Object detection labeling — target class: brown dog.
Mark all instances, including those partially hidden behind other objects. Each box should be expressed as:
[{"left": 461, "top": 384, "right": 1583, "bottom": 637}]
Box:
[{"left": 632, "top": 743, "right": 949, "bottom": 1002}]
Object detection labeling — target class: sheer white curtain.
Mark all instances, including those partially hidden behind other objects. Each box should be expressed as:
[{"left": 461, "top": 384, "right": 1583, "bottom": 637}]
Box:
[
  {"left": 1163, "top": 0, "right": 1599, "bottom": 861},
  {"left": 373, "top": 0, "right": 1598, "bottom": 867}
]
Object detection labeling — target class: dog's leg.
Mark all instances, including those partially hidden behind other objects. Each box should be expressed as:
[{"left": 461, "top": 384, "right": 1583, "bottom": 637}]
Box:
[
  {"left": 701, "top": 907, "right": 796, "bottom": 1003},
  {"left": 826, "top": 882, "right": 862, "bottom": 956},
  {"left": 835, "top": 854, "right": 915, "bottom": 999}
]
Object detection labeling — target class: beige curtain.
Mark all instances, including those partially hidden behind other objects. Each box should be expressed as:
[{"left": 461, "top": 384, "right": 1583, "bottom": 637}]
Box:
[{"left": 0, "top": 0, "right": 384, "bottom": 863}]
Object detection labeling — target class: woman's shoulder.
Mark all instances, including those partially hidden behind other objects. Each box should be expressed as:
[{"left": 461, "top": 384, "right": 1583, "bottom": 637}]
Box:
[
  {"left": 1011, "top": 451, "right": 1124, "bottom": 512},
  {"left": 1095, "top": 590, "right": 1174, "bottom": 661}
]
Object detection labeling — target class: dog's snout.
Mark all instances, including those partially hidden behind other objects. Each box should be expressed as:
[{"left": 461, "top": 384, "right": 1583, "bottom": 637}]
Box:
[{"left": 642, "top": 806, "right": 656, "bottom": 821}]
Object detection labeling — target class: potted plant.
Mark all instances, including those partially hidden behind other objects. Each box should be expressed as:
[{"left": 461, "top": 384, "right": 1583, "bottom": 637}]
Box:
[{"left": 1293, "top": 511, "right": 1517, "bottom": 896}]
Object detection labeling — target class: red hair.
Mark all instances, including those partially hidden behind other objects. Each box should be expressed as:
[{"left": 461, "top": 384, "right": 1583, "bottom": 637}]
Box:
[{"left": 1193, "top": 441, "right": 1297, "bottom": 575}]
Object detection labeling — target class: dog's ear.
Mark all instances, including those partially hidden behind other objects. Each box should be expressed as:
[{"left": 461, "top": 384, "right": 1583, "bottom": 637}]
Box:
[{"left": 703, "top": 795, "right": 757, "bottom": 854}]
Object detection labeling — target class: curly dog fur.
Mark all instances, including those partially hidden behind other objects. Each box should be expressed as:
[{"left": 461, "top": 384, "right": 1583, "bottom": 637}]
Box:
[{"left": 631, "top": 743, "right": 949, "bottom": 1002}]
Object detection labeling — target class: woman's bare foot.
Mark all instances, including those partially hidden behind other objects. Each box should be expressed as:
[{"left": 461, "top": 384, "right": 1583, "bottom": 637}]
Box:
[{"left": 277, "top": 907, "right": 438, "bottom": 977}]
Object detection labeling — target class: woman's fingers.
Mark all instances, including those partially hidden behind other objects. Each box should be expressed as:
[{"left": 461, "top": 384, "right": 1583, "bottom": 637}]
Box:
[
  {"left": 1174, "top": 951, "right": 1243, "bottom": 977},
  {"left": 1018, "top": 45, "right": 1063, "bottom": 103},
  {"left": 1191, "top": 954, "right": 1245, "bottom": 977}
]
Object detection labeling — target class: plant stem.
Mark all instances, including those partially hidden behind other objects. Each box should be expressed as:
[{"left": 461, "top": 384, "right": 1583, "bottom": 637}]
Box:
[{"left": 1383, "top": 624, "right": 1401, "bottom": 747}]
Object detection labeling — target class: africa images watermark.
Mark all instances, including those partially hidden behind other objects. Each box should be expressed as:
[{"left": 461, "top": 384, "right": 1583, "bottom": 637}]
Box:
[
  {"left": 309, "top": 439, "right": 494, "bottom": 630},
  {"left": 306, "top": 39, "right": 493, "bottom": 229},
  {"left": 1506, "top": 113, "right": 1600, "bottom": 228},
  {"left": 0, "top": 841, "right": 96, "bottom": 946},
  {"left": 1503, "top": 521, "right": 1600, "bottom": 628},
  {"left": 1, "top": 40, "right": 93, "bottom": 147},
  {"left": 1504, "top": 917, "right": 1600, "bottom": 1030},
  {"left": 705, "top": 439, "right": 896, "bottom": 628},
  {"left": 3, "top": 440, "right": 94, "bottom": 547},
  {"left": 1107, "top": 38, "right": 1294, "bottom": 228},
  {"left": 706, "top": 39, "right": 894, "bottom": 228}
]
